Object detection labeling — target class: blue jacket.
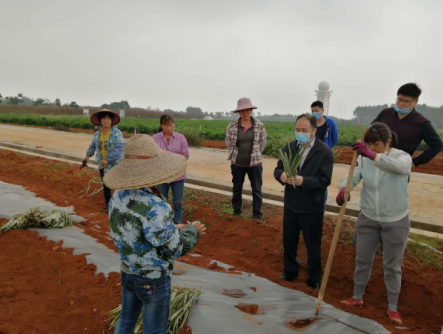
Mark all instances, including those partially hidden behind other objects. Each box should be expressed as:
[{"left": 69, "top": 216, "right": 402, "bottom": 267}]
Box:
[
  {"left": 86, "top": 126, "right": 125, "bottom": 173},
  {"left": 321, "top": 117, "right": 339, "bottom": 149}
]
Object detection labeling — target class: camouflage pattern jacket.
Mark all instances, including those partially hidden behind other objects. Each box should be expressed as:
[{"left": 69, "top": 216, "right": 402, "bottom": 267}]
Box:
[{"left": 109, "top": 187, "right": 199, "bottom": 279}]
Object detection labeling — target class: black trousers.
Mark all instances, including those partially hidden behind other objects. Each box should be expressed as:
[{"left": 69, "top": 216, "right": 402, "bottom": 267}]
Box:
[
  {"left": 99, "top": 168, "right": 112, "bottom": 207},
  {"left": 230, "top": 164, "right": 263, "bottom": 217},
  {"left": 283, "top": 207, "right": 324, "bottom": 284}
]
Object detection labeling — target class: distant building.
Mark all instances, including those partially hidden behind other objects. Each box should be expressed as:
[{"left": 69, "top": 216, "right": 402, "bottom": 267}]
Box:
[
  {"left": 203, "top": 116, "right": 214, "bottom": 121},
  {"left": 315, "top": 81, "right": 333, "bottom": 115}
]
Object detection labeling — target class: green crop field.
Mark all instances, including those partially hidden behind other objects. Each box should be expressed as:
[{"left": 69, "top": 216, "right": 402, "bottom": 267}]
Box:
[{"left": 0, "top": 113, "right": 440, "bottom": 156}]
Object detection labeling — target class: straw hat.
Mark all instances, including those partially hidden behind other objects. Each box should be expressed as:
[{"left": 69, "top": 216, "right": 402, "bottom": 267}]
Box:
[
  {"left": 234, "top": 97, "right": 257, "bottom": 113},
  {"left": 90, "top": 109, "right": 121, "bottom": 126},
  {"left": 103, "top": 134, "right": 187, "bottom": 190}
]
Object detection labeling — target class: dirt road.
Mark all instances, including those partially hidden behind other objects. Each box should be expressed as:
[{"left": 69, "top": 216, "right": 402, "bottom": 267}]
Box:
[{"left": 1, "top": 124, "right": 443, "bottom": 222}]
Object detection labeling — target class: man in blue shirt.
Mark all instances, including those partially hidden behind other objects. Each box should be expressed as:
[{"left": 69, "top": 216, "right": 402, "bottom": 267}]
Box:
[
  {"left": 311, "top": 101, "right": 339, "bottom": 148},
  {"left": 311, "top": 101, "right": 339, "bottom": 206}
]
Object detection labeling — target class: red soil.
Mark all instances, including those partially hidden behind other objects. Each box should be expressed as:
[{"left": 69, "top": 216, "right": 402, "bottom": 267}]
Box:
[
  {"left": 0, "top": 219, "right": 121, "bottom": 334},
  {"left": 286, "top": 318, "right": 319, "bottom": 329},
  {"left": 180, "top": 325, "right": 192, "bottom": 334},
  {"left": 0, "top": 149, "right": 442, "bottom": 334},
  {"left": 203, "top": 142, "right": 443, "bottom": 176},
  {"left": 202, "top": 140, "right": 227, "bottom": 149},
  {"left": 334, "top": 146, "right": 443, "bottom": 176},
  {"left": 235, "top": 304, "right": 262, "bottom": 315}
]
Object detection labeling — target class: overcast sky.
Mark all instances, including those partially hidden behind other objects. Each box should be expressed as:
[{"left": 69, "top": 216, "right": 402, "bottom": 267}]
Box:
[{"left": 1, "top": 0, "right": 442, "bottom": 118}]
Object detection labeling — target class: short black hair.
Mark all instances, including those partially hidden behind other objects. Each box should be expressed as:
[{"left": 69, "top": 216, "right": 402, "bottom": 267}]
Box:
[
  {"left": 397, "top": 83, "right": 421, "bottom": 99},
  {"left": 98, "top": 112, "right": 114, "bottom": 121},
  {"left": 296, "top": 113, "right": 317, "bottom": 129},
  {"left": 311, "top": 101, "right": 324, "bottom": 109}
]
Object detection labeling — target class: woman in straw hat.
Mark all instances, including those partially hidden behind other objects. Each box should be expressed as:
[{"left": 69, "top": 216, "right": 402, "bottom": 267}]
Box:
[
  {"left": 83, "top": 109, "right": 125, "bottom": 213},
  {"left": 103, "top": 134, "right": 206, "bottom": 334},
  {"left": 225, "top": 98, "right": 267, "bottom": 220},
  {"left": 152, "top": 114, "right": 189, "bottom": 224}
]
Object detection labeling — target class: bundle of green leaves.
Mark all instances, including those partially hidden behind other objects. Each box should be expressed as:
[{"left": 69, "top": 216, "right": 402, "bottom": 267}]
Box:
[
  {"left": 277, "top": 143, "right": 308, "bottom": 187},
  {"left": 1, "top": 208, "right": 73, "bottom": 233}
]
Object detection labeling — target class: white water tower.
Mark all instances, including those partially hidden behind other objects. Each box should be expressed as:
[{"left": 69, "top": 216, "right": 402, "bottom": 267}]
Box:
[{"left": 315, "top": 81, "right": 333, "bottom": 115}]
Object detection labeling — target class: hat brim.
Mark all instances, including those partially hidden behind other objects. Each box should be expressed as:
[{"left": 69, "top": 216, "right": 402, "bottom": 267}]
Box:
[
  {"left": 90, "top": 110, "right": 121, "bottom": 126},
  {"left": 103, "top": 149, "right": 187, "bottom": 190},
  {"left": 233, "top": 106, "right": 257, "bottom": 113}
]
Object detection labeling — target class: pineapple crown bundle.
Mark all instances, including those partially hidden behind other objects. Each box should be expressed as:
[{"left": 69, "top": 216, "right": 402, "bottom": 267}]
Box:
[
  {"left": 1, "top": 208, "right": 73, "bottom": 233},
  {"left": 278, "top": 142, "right": 309, "bottom": 186}
]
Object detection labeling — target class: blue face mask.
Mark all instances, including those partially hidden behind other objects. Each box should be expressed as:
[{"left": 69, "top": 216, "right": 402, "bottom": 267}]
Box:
[
  {"left": 393, "top": 104, "right": 410, "bottom": 114},
  {"left": 312, "top": 112, "right": 322, "bottom": 120},
  {"left": 295, "top": 132, "right": 311, "bottom": 144}
]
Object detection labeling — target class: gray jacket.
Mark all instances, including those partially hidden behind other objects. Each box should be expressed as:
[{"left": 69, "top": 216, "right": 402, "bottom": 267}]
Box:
[{"left": 339, "top": 148, "right": 412, "bottom": 223}]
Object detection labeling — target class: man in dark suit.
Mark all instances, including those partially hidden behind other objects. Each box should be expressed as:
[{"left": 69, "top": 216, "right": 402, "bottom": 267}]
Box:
[{"left": 274, "top": 113, "right": 334, "bottom": 289}]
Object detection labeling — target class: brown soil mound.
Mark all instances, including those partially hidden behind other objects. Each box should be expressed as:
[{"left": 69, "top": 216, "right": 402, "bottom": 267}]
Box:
[
  {"left": 235, "top": 304, "right": 271, "bottom": 315},
  {"left": 222, "top": 289, "right": 247, "bottom": 298},
  {"left": 0, "top": 149, "right": 442, "bottom": 333},
  {"left": 334, "top": 147, "right": 443, "bottom": 176},
  {"left": 202, "top": 141, "right": 443, "bottom": 176},
  {"left": 235, "top": 304, "right": 260, "bottom": 315},
  {"left": 203, "top": 140, "right": 227, "bottom": 149},
  {"left": 0, "top": 220, "right": 121, "bottom": 334},
  {"left": 286, "top": 318, "right": 319, "bottom": 329}
]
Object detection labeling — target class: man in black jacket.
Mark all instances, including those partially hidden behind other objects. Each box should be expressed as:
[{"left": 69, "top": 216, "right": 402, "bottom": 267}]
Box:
[
  {"left": 274, "top": 114, "right": 334, "bottom": 289},
  {"left": 373, "top": 83, "right": 443, "bottom": 167}
]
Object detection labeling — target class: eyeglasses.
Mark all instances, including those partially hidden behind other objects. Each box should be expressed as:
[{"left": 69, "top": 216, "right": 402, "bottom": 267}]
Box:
[{"left": 396, "top": 97, "right": 416, "bottom": 106}]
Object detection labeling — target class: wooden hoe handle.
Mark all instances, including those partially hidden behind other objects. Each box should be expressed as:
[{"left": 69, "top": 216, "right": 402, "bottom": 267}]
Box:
[{"left": 315, "top": 150, "right": 359, "bottom": 315}]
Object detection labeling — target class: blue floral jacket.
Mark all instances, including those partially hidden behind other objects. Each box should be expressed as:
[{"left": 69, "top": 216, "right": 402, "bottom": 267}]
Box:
[{"left": 86, "top": 127, "right": 125, "bottom": 173}]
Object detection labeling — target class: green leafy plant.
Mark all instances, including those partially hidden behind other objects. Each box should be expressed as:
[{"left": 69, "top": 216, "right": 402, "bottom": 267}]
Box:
[
  {"left": 184, "top": 206, "right": 196, "bottom": 217},
  {"left": 1, "top": 208, "right": 73, "bottom": 233},
  {"left": 221, "top": 203, "right": 234, "bottom": 215},
  {"left": 277, "top": 143, "right": 308, "bottom": 187},
  {"left": 332, "top": 147, "right": 342, "bottom": 161},
  {"left": 252, "top": 235, "right": 261, "bottom": 246},
  {"left": 263, "top": 134, "right": 294, "bottom": 158},
  {"left": 180, "top": 129, "right": 204, "bottom": 147}
]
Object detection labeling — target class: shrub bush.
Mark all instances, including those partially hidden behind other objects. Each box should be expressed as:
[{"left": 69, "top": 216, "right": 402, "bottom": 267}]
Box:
[
  {"left": 181, "top": 129, "right": 204, "bottom": 147},
  {"left": 263, "top": 134, "right": 293, "bottom": 158}
]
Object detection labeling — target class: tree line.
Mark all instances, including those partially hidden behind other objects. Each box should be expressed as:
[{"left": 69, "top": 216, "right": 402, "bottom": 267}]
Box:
[
  {"left": 353, "top": 104, "right": 443, "bottom": 129},
  {"left": 1, "top": 92, "right": 442, "bottom": 126}
]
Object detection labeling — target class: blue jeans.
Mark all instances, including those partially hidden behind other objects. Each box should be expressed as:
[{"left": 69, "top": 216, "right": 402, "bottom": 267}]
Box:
[
  {"left": 156, "top": 180, "right": 185, "bottom": 224},
  {"left": 114, "top": 272, "right": 171, "bottom": 334}
]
